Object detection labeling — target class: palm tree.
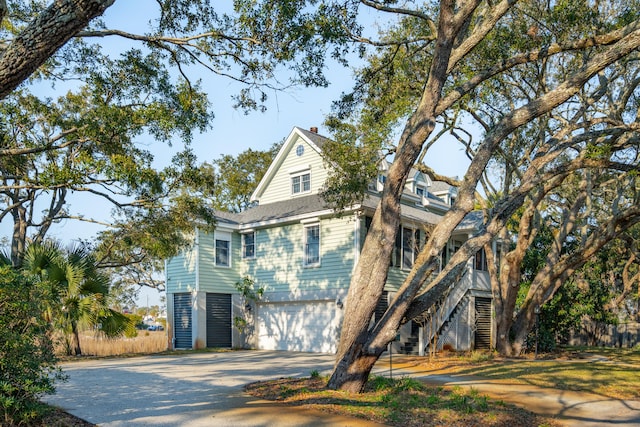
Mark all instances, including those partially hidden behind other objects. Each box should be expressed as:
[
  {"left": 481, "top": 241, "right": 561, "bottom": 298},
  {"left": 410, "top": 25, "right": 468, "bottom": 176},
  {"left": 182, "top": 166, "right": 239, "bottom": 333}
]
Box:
[{"left": 19, "top": 241, "right": 130, "bottom": 356}]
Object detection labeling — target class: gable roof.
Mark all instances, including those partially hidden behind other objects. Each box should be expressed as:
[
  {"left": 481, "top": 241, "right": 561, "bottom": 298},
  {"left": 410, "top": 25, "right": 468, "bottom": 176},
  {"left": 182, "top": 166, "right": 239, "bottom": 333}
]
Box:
[
  {"left": 430, "top": 180, "right": 456, "bottom": 193},
  {"left": 250, "top": 126, "right": 329, "bottom": 202},
  {"left": 295, "top": 126, "right": 331, "bottom": 149}
]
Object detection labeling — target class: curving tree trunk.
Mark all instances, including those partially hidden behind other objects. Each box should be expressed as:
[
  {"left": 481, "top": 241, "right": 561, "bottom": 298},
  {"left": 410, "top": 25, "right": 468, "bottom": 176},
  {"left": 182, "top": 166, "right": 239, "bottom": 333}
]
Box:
[
  {"left": 0, "top": 0, "right": 116, "bottom": 99},
  {"left": 328, "top": 19, "right": 640, "bottom": 389},
  {"left": 70, "top": 320, "right": 82, "bottom": 356}
]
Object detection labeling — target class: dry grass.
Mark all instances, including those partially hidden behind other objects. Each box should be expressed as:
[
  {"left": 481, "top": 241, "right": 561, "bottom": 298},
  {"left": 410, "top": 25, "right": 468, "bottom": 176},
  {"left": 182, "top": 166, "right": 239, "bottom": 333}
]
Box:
[
  {"left": 245, "top": 376, "right": 562, "bottom": 427},
  {"left": 66, "top": 331, "right": 168, "bottom": 357},
  {"left": 393, "top": 347, "right": 640, "bottom": 400}
]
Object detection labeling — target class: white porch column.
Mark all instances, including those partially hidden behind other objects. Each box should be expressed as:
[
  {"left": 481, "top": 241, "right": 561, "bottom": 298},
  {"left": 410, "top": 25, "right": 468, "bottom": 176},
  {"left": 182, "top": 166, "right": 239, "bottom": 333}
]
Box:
[{"left": 192, "top": 291, "right": 207, "bottom": 349}]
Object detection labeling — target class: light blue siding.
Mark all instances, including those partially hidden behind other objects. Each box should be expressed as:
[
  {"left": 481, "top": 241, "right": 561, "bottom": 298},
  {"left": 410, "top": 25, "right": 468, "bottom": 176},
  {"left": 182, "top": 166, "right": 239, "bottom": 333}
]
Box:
[
  {"left": 166, "top": 250, "right": 197, "bottom": 293},
  {"left": 197, "top": 230, "right": 242, "bottom": 293},
  {"left": 244, "top": 216, "right": 356, "bottom": 294}
]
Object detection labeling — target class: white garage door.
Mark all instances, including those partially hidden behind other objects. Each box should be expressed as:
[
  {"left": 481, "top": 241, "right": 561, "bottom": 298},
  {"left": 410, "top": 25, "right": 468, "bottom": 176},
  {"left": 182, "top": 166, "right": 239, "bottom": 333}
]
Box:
[{"left": 257, "top": 301, "right": 341, "bottom": 353}]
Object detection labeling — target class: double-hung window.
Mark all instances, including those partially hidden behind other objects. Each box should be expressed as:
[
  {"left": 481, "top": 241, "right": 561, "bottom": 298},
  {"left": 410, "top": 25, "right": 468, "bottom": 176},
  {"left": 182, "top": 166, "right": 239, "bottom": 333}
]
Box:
[
  {"left": 304, "top": 224, "right": 320, "bottom": 266},
  {"left": 475, "top": 247, "right": 489, "bottom": 271},
  {"left": 391, "top": 227, "right": 420, "bottom": 269},
  {"left": 402, "top": 227, "right": 418, "bottom": 269},
  {"left": 215, "top": 232, "right": 231, "bottom": 267},
  {"left": 291, "top": 172, "right": 311, "bottom": 195},
  {"left": 242, "top": 231, "right": 256, "bottom": 259}
]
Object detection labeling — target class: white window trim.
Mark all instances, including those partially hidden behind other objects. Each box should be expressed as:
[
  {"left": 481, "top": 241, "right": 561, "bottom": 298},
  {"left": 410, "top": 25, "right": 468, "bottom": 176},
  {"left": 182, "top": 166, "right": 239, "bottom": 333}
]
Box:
[
  {"left": 291, "top": 171, "right": 312, "bottom": 195},
  {"left": 303, "top": 223, "right": 321, "bottom": 267},
  {"left": 241, "top": 231, "right": 256, "bottom": 259},
  {"left": 391, "top": 226, "right": 420, "bottom": 270},
  {"left": 214, "top": 231, "right": 232, "bottom": 268},
  {"left": 416, "top": 184, "right": 430, "bottom": 206},
  {"left": 288, "top": 164, "right": 311, "bottom": 174}
]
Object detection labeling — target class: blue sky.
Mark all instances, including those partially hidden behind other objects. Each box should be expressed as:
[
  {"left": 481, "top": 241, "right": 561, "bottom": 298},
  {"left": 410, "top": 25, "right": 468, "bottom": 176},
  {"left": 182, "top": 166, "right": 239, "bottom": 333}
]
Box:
[{"left": 1, "top": 1, "right": 472, "bottom": 307}]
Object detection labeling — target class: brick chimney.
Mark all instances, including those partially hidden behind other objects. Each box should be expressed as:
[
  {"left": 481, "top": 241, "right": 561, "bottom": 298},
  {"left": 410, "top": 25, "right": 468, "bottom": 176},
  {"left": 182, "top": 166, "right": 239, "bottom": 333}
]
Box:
[{"left": 310, "top": 126, "right": 318, "bottom": 133}]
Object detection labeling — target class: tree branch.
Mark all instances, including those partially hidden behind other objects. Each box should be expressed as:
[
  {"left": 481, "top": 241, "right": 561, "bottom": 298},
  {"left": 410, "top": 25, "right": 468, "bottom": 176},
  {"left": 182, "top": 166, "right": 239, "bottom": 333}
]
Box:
[{"left": 0, "top": 0, "right": 116, "bottom": 99}]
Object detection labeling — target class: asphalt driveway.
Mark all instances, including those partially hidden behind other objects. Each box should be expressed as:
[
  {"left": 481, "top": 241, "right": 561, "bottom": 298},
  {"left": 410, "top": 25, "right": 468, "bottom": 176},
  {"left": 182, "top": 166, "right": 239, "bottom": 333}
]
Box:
[{"left": 44, "top": 350, "right": 383, "bottom": 427}]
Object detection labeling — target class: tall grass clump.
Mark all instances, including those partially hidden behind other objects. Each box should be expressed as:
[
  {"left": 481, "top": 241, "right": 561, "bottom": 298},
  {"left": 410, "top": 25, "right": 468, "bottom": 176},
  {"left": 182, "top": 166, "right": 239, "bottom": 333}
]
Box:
[{"left": 76, "top": 331, "right": 168, "bottom": 356}]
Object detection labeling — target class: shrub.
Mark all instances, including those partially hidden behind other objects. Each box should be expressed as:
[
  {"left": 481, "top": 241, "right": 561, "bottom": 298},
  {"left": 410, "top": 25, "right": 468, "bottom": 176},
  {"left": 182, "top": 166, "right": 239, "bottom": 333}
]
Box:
[
  {"left": 368, "top": 375, "right": 395, "bottom": 391},
  {"left": 124, "top": 313, "right": 144, "bottom": 338},
  {"left": 0, "top": 267, "right": 65, "bottom": 425}
]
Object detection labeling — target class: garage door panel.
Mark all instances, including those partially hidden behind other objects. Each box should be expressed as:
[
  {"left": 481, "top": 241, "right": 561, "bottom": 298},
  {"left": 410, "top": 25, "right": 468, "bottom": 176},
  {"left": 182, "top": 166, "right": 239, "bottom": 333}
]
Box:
[
  {"left": 257, "top": 302, "right": 341, "bottom": 353},
  {"left": 206, "top": 293, "right": 232, "bottom": 348},
  {"left": 174, "top": 293, "right": 192, "bottom": 349}
]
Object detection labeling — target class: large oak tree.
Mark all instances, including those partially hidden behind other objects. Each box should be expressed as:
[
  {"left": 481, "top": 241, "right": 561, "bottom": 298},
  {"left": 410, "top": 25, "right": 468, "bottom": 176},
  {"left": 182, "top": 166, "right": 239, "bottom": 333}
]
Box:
[
  {"left": 312, "top": 0, "right": 640, "bottom": 392},
  {"left": 0, "top": 1, "right": 355, "bottom": 276}
]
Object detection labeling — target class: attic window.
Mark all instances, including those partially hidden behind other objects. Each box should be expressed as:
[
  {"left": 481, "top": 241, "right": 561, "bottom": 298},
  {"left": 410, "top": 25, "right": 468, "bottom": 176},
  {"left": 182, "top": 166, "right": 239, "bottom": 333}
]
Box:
[
  {"left": 296, "top": 144, "right": 305, "bottom": 156},
  {"left": 291, "top": 172, "right": 311, "bottom": 195}
]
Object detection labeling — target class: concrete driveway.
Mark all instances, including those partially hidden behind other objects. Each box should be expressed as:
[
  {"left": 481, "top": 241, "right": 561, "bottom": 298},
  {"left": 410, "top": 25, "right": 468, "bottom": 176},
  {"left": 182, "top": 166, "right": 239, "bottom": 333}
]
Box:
[{"left": 44, "top": 350, "right": 384, "bottom": 427}]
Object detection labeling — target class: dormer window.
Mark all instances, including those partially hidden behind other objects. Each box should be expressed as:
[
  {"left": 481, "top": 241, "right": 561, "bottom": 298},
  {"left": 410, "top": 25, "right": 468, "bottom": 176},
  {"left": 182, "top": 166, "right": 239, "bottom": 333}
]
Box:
[
  {"left": 369, "top": 174, "right": 387, "bottom": 192},
  {"left": 291, "top": 172, "right": 311, "bottom": 194},
  {"left": 416, "top": 184, "right": 429, "bottom": 205}
]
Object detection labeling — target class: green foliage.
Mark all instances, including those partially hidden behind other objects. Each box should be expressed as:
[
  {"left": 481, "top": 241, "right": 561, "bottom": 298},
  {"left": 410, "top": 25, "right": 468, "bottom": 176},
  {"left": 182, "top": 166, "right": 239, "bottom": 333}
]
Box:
[
  {"left": 518, "top": 231, "right": 628, "bottom": 351},
  {"left": 369, "top": 375, "right": 395, "bottom": 392},
  {"left": 310, "top": 369, "right": 320, "bottom": 378},
  {"left": 233, "top": 316, "right": 248, "bottom": 334},
  {"left": 0, "top": 80, "right": 218, "bottom": 280},
  {"left": 211, "top": 143, "right": 282, "bottom": 213},
  {"left": 233, "top": 277, "right": 265, "bottom": 335},
  {"left": 447, "top": 387, "right": 489, "bottom": 414},
  {"left": 124, "top": 314, "right": 144, "bottom": 338},
  {"left": 19, "top": 241, "right": 132, "bottom": 356},
  {"left": 0, "top": 266, "right": 65, "bottom": 425},
  {"left": 234, "top": 276, "right": 265, "bottom": 302},
  {"left": 319, "top": 122, "right": 385, "bottom": 211}
]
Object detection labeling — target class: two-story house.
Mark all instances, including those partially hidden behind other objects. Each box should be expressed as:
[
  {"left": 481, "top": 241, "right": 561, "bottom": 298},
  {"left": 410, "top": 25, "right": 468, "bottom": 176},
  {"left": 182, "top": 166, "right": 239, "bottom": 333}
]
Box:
[{"left": 165, "top": 126, "right": 493, "bottom": 354}]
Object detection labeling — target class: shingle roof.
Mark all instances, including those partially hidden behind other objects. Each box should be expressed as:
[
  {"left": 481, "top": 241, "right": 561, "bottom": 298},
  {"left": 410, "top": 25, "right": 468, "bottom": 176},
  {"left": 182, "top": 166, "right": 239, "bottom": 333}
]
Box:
[
  {"left": 238, "top": 194, "right": 332, "bottom": 225},
  {"left": 211, "top": 125, "right": 481, "bottom": 231},
  {"left": 212, "top": 210, "right": 242, "bottom": 224},
  {"left": 361, "top": 195, "right": 444, "bottom": 225},
  {"left": 430, "top": 180, "right": 455, "bottom": 193},
  {"left": 295, "top": 126, "right": 331, "bottom": 150},
  {"left": 457, "top": 210, "right": 484, "bottom": 230},
  {"left": 213, "top": 194, "right": 482, "bottom": 232}
]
